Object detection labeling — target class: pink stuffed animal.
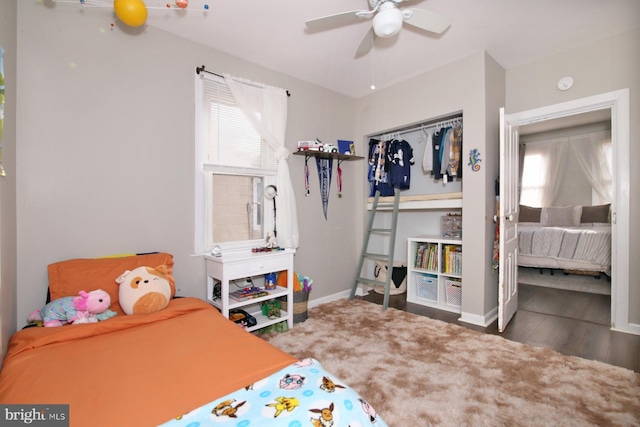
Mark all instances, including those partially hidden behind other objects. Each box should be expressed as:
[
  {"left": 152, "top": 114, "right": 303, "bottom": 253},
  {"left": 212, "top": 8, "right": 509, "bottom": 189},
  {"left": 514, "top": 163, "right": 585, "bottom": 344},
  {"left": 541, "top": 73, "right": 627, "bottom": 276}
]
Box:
[{"left": 28, "top": 289, "right": 116, "bottom": 327}]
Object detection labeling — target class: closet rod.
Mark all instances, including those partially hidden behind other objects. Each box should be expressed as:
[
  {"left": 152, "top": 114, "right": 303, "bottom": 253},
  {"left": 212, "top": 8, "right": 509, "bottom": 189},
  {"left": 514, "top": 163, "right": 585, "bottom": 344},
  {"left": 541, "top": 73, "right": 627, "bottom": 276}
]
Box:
[
  {"left": 373, "top": 114, "right": 462, "bottom": 140},
  {"left": 195, "top": 65, "right": 291, "bottom": 97}
]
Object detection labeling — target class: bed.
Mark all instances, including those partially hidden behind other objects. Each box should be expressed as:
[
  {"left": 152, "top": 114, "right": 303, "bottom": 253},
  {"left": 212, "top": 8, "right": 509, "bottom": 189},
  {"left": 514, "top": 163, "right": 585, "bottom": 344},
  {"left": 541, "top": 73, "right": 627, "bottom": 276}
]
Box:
[
  {"left": 517, "top": 204, "right": 611, "bottom": 276},
  {"left": 0, "top": 253, "right": 387, "bottom": 427}
]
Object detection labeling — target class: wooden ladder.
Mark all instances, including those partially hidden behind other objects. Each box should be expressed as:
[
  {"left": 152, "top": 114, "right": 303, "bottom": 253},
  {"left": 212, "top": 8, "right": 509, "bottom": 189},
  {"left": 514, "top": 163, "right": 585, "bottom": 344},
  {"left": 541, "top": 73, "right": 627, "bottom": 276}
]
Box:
[{"left": 349, "top": 188, "right": 401, "bottom": 309}]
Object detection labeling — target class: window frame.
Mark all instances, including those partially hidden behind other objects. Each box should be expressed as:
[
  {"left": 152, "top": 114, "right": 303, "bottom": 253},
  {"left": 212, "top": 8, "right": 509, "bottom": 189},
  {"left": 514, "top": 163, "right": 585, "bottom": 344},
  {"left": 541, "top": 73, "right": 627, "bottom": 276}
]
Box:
[{"left": 194, "top": 73, "right": 276, "bottom": 255}]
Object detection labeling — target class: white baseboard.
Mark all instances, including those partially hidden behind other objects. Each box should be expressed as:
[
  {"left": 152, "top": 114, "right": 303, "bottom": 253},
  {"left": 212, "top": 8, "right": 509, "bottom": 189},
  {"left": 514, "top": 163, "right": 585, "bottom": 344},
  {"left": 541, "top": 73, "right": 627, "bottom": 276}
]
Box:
[
  {"left": 310, "top": 291, "right": 500, "bottom": 330},
  {"left": 611, "top": 321, "right": 640, "bottom": 336},
  {"left": 308, "top": 290, "right": 353, "bottom": 309},
  {"left": 459, "top": 306, "right": 498, "bottom": 327}
]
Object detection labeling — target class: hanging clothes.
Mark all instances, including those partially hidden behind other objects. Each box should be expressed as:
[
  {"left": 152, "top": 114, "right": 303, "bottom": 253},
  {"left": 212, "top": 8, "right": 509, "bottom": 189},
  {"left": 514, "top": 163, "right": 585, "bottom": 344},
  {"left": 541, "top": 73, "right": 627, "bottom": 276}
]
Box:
[
  {"left": 367, "top": 138, "right": 394, "bottom": 196},
  {"left": 431, "top": 121, "right": 463, "bottom": 182},
  {"left": 432, "top": 127, "right": 450, "bottom": 181},
  {"left": 421, "top": 129, "right": 433, "bottom": 173},
  {"left": 439, "top": 127, "right": 452, "bottom": 182},
  {"left": 448, "top": 125, "right": 463, "bottom": 179},
  {"left": 388, "top": 139, "right": 415, "bottom": 189}
]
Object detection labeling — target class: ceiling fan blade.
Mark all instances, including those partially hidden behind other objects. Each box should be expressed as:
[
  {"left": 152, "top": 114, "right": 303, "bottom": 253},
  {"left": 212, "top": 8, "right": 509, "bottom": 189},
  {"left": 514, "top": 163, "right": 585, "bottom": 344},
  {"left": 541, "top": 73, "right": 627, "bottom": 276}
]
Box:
[
  {"left": 355, "top": 27, "right": 375, "bottom": 57},
  {"left": 402, "top": 8, "right": 451, "bottom": 34},
  {"left": 305, "top": 10, "right": 370, "bottom": 31}
]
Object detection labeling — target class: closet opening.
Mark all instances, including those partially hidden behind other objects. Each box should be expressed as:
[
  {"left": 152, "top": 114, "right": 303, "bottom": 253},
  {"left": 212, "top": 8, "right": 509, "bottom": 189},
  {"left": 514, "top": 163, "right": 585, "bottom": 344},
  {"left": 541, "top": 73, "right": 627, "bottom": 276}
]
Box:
[
  {"left": 361, "top": 112, "right": 465, "bottom": 313},
  {"left": 366, "top": 112, "right": 464, "bottom": 211}
]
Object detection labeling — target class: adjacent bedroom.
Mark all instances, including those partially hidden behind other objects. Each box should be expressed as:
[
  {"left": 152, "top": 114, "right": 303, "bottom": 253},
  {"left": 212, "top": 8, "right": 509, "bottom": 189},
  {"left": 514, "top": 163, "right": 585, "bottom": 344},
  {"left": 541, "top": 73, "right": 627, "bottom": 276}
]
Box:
[{"left": 516, "top": 110, "right": 613, "bottom": 325}]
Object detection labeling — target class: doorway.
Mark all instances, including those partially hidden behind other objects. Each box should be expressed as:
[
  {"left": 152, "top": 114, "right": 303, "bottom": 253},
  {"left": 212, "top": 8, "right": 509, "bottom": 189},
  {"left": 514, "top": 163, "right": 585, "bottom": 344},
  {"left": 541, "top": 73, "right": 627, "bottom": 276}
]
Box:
[
  {"left": 518, "top": 110, "right": 612, "bottom": 324},
  {"left": 501, "top": 89, "right": 631, "bottom": 334}
]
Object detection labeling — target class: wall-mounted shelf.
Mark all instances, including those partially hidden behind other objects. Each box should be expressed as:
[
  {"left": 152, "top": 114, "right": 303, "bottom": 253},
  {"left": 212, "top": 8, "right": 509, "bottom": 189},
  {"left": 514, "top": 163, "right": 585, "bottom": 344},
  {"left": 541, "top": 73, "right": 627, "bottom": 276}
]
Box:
[{"left": 293, "top": 150, "right": 364, "bottom": 166}]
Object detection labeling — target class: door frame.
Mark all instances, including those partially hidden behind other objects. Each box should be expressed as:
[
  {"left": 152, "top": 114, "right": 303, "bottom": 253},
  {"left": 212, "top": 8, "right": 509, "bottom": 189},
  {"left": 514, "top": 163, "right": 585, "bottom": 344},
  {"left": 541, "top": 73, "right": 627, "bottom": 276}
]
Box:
[{"left": 506, "top": 89, "right": 631, "bottom": 334}]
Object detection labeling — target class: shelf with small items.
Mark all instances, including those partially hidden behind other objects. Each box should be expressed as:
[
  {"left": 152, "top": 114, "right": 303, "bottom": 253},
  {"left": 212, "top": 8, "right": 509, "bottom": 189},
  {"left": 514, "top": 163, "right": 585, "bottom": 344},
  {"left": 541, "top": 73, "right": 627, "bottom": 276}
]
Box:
[
  {"left": 292, "top": 150, "right": 364, "bottom": 165},
  {"left": 407, "top": 236, "right": 462, "bottom": 314},
  {"left": 207, "top": 285, "right": 289, "bottom": 310},
  {"left": 208, "top": 295, "right": 290, "bottom": 333},
  {"left": 204, "top": 249, "right": 295, "bottom": 332}
]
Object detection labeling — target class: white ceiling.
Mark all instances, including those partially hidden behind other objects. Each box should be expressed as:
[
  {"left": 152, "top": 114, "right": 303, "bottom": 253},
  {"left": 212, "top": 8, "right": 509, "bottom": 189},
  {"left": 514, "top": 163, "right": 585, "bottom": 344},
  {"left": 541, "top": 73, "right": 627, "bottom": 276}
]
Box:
[
  {"left": 143, "top": 0, "right": 640, "bottom": 99},
  {"left": 74, "top": 1, "right": 640, "bottom": 99}
]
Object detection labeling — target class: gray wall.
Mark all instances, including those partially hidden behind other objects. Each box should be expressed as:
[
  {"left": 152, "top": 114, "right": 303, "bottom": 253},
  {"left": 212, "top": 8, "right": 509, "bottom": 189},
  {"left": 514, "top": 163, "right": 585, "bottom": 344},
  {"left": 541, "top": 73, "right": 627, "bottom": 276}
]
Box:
[
  {"left": 0, "top": 0, "right": 18, "bottom": 360},
  {"left": 506, "top": 28, "right": 640, "bottom": 323},
  {"left": 11, "top": 1, "right": 358, "bottom": 331}
]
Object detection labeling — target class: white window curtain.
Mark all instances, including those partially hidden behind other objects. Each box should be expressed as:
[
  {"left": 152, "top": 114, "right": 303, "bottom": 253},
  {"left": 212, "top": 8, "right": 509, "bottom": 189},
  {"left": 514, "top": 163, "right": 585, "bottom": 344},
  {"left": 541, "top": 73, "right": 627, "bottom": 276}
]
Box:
[
  {"left": 520, "top": 130, "right": 611, "bottom": 207},
  {"left": 223, "top": 74, "right": 299, "bottom": 249},
  {"left": 520, "top": 139, "right": 570, "bottom": 206},
  {"left": 570, "top": 131, "right": 612, "bottom": 204}
]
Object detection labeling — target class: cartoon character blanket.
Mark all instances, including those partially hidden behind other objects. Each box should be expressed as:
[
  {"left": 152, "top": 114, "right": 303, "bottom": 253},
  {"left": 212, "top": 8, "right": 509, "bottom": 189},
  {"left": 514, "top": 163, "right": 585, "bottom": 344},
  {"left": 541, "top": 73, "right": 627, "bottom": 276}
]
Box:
[{"left": 161, "top": 358, "right": 388, "bottom": 427}]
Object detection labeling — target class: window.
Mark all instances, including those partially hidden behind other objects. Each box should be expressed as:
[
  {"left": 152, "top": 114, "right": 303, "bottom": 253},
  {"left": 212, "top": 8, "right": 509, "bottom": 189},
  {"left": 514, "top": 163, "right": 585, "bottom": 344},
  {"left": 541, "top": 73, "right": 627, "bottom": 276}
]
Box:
[
  {"left": 520, "top": 131, "right": 612, "bottom": 207},
  {"left": 594, "top": 139, "right": 612, "bottom": 205},
  {"left": 195, "top": 73, "right": 276, "bottom": 253},
  {"left": 520, "top": 150, "right": 546, "bottom": 207}
]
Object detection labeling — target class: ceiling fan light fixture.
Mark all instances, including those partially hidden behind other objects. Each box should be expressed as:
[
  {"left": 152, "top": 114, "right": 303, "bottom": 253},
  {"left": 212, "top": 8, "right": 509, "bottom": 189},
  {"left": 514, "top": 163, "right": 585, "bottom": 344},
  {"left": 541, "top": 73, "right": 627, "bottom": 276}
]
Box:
[{"left": 372, "top": 6, "right": 403, "bottom": 38}]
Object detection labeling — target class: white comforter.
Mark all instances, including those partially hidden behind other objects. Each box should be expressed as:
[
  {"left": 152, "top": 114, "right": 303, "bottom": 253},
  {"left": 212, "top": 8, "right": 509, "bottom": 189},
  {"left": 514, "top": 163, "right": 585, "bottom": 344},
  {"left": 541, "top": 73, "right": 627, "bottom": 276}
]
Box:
[{"left": 518, "top": 223, "right": 611, "bottom": 270}]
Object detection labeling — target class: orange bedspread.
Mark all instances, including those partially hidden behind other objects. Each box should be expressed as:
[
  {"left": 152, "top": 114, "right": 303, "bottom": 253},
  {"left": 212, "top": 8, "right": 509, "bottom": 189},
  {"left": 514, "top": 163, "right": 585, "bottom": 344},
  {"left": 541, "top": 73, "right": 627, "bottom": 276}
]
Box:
[{"left": 0, "top": 298, "right": 296, "bottom": 427}]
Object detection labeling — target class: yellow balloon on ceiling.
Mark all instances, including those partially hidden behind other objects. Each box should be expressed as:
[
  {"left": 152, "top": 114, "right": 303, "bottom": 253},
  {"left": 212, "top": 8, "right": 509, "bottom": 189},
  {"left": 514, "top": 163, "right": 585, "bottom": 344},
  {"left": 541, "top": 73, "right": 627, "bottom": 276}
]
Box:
[{"left": 113, "top": 0, "right": 148, "bottom": 27}]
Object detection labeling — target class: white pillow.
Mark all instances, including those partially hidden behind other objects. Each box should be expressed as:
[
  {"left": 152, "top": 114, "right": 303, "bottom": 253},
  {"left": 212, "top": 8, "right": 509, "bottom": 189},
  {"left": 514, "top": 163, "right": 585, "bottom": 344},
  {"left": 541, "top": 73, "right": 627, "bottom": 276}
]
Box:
[{"left": 541, "top": 206, "right": 581, "bottom": 227}]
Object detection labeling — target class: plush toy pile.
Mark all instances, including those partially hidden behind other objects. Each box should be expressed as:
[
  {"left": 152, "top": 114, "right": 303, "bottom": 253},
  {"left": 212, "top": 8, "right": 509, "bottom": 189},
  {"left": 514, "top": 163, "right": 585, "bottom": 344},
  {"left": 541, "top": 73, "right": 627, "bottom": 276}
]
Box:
[
  {"left": 28, "top": 259, "right": 175, "bottom": 327},
  {"left": 28, "top": 289, "right": 117, "bottom": 327}
]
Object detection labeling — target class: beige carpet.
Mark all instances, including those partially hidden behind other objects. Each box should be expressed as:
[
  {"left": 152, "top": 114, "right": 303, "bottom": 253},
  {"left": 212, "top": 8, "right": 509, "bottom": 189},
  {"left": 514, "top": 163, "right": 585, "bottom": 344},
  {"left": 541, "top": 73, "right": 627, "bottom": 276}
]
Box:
[
  {"left": 518, "top": 267, "right": 611, "bottom": 295},
  {"left": 264, "top": 298, "right": 639, "bottom": 426}
]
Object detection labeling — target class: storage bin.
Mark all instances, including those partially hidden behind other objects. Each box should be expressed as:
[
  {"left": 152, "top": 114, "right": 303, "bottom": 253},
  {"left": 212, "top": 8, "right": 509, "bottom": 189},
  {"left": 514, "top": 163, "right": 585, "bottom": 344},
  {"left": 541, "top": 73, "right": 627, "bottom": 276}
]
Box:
[
  {"left": 445, "top": 279, "right": 462, "bottom": 307},
  {"left": 286, "top": 290, "right": 309, "bottom": 323},
  {"left": 373, "top": 260, "right": 407, "bottom": 295},
  {"left": 415, "top": 273, "right": 438, "bottom": 302},
  {"left": 440, "top": 214, "right": 462, "bottom": 239}
]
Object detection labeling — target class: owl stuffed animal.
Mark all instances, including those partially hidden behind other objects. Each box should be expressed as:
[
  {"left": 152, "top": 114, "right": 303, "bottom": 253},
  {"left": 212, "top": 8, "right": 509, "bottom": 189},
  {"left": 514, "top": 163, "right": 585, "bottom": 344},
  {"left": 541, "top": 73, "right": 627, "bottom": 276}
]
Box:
[{"left": 116, "top": 265, "right": 174, "bottom": 315}]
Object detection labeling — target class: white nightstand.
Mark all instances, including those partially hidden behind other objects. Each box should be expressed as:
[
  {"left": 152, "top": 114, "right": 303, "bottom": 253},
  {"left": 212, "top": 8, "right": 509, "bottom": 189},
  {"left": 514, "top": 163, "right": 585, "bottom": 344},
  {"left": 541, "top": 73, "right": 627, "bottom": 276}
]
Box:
[{"left": 204, "top": 249, "right": 295, "bottom": 332}]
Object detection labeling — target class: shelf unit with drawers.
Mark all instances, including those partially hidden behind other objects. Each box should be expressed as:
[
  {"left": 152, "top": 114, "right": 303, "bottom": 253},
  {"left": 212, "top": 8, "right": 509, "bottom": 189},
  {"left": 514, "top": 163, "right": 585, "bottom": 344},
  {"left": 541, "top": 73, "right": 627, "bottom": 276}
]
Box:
[
  {"left": 204, "top": 249, "right": 295, "bottom": 332},
  {"left": 406, "top": 236, "right": 462, "bottom": 313}
]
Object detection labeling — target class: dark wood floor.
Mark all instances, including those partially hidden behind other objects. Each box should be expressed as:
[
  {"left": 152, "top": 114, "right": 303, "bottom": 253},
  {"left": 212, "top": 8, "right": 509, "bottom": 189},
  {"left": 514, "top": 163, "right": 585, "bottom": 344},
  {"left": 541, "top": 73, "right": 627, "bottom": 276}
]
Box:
[{"left": 359, "top": 283, "right": 640, "bottom": 372}]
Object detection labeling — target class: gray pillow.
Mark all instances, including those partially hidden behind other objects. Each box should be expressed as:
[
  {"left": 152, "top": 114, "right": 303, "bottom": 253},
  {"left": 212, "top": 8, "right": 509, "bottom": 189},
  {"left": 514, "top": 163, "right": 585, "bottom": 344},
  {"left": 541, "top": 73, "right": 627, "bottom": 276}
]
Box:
[
  {"left": 519, "top": 205, "right": 542, "bottom": 222},
  {"left": 581, "top": 204, "right": 610, "bottom": 223}
]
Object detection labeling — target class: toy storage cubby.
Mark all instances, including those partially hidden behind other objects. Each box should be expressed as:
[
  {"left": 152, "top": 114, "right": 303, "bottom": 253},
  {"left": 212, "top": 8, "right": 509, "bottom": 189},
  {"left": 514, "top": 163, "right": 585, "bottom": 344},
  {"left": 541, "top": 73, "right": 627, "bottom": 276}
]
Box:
[
  {"left": 406, "top": 236, "right": 462, "bottom": 313},
  {"left": 204, "top": 249, "right": 295, "bottom": 332}
]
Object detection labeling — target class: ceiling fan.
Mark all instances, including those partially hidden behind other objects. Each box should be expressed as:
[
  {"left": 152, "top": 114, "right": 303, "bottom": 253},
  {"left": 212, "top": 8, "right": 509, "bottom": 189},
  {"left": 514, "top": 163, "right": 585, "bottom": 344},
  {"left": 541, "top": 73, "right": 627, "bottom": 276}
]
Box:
[{"left": 305, "top": 0, "right": 451, "bottom": 57}]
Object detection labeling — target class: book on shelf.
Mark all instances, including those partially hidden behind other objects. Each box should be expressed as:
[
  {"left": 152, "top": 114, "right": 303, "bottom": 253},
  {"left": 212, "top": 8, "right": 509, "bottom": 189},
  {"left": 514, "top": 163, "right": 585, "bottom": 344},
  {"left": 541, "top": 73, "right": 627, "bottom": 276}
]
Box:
[
  {"left": 229, "top": 288, "right": 270, "bottom": 301},
  {"left": 415, "top": 243, "right": 437, "bottom": 271},
  {"left": 443, "top": 245, "right": 462, "bottom": 274}
]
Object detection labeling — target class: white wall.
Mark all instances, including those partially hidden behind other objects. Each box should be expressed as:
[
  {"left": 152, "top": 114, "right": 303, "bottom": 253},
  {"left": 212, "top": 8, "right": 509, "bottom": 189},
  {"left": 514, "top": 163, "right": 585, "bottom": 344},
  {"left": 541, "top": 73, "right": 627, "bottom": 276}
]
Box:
[
  {"left": 12, "top": 1, "right": 358, "bottom": 329},
  {"left": 0, "top": 0, "right": 18, "bottom": 361},
  {"left": 506, "top": 28, "right": 640, "bottom": 323}
]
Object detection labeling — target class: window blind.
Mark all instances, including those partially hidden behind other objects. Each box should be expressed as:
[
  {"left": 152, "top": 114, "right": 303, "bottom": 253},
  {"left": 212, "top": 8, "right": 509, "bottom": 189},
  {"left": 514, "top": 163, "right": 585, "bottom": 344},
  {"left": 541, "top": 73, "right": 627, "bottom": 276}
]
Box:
[{"left": 200, "top": 76, "right": 273, "bottom": 169}]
